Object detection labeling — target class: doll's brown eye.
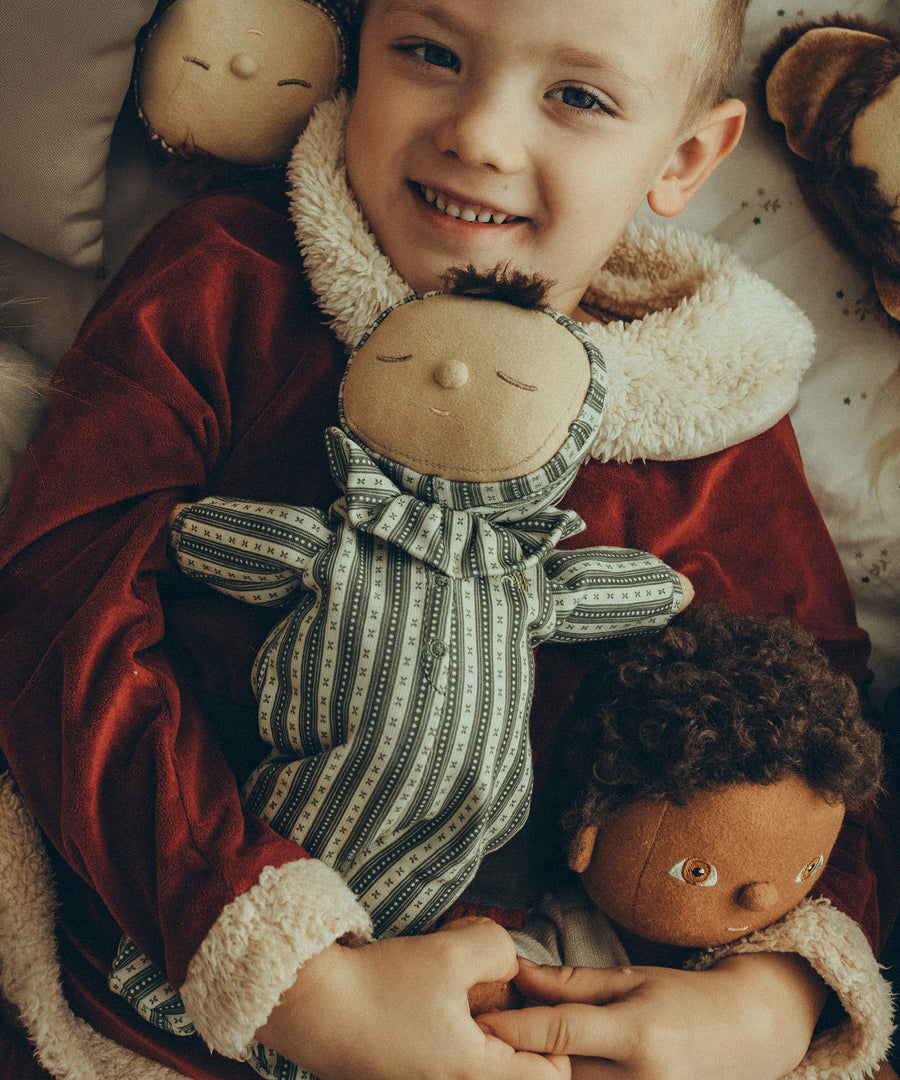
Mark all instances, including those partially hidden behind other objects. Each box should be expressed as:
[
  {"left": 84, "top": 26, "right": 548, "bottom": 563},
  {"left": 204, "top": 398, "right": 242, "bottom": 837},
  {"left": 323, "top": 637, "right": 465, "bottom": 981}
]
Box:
[
  {"left": 795, "top": 854, "right": 824, "bottom": 882},
  {"left": 669, "top": 857, "right": 718, "bottom": 887},
  {"left": 278, "top": 78, "right": 313, "bottom": 87},
  {"left": 376, "top": 354, "right": 413, "bottom": 363},
  {"left": 183, "top": 55, "right": 210, "bottom": 70},
  {"left": 496, "top": 370, "right": 537, "bottom": 392}
]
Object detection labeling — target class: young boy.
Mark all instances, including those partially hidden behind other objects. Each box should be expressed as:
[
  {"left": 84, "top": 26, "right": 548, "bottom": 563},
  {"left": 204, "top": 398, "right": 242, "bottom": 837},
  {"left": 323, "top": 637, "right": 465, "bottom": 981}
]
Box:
[{"left": 0, "top": 0, "right": 894, "bottom": 1079}]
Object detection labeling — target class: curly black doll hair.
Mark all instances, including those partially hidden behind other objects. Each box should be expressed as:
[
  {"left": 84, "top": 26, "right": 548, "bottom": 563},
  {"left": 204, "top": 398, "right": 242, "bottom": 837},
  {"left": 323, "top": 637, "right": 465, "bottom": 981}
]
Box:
[{"left": 558, "top": 603, "right": 884, "bottom": 841}]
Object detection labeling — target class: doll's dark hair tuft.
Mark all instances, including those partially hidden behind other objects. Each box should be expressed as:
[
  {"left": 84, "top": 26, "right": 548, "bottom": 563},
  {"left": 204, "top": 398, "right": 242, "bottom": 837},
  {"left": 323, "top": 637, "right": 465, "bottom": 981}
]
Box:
[
  {"left": 440, "top": 264, "right": 554, "bottom": 310},
  {"left": 557, "top": 602, "right": 884, "bottom": 839}
]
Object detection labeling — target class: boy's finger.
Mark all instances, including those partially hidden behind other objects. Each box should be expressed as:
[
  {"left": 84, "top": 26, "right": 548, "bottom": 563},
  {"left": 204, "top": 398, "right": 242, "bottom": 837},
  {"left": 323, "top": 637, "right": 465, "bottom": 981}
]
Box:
[
  {"left": 433, "top": 917, "right": 520, "bottom": 984},
  {"left": 514, "top": 961, "right": 645, "bottom": 1006},
  {"left": 478, "top": 1001, "right": 631, "bottom": 1061},
  {"left": 482, "top": 1039, "right": 572, "bottom": 1080}
]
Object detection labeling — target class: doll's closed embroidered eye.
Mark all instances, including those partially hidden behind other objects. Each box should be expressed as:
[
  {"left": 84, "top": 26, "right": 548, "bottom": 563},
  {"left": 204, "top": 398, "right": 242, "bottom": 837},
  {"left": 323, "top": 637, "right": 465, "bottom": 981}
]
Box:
[
  {"left": 669, "top": 857, "right": 718, "bottom": 887},
  {"left": 376, "top": 354, "right": 413, "bottom": 363},
  {"left": 183, "top": 55, "right": 210, "bottom": 70},
  {"left": 496, "top": 371, "right": 537, "bottom": 391},
  {"left": 278, "top": 78, "right": 313, "bottom": 88},
  {"left": 796, "top": 854, "right": 824, "bottom": 882}
]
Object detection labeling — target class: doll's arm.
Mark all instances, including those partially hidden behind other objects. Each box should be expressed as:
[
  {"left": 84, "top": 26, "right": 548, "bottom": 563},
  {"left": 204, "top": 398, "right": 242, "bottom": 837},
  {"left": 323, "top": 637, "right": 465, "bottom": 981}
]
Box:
[
  {"left": 170, "top": 495, "right": 332, "bottom": 604},
  {"left": 544, "top": 547, "right": 689, "bottom": 641}
]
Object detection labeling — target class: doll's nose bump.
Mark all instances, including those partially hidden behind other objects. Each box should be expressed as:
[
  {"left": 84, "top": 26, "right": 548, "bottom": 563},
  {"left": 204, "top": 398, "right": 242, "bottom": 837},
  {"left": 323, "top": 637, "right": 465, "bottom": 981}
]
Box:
[
  {"left": 231, "top": 54, "right": 260, "bottom": 79},
  {"left": 434, "top": 359, "right": 469, "bottom": 389},
  {"left": 736, "top": 882, "right": 779, "bottom": 911}
]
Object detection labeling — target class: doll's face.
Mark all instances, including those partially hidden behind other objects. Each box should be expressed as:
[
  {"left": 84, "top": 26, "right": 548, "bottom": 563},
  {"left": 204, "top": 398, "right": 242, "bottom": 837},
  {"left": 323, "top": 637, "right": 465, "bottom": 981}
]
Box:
[
  {"left": 341, "top": 294, "right": 592, "bottom": 482},
  {"left": 138, "top": 0, "right": 343, "bottom": 164},
  {"left": 570, "top": 774, "right": 845, "bottom": 948}
]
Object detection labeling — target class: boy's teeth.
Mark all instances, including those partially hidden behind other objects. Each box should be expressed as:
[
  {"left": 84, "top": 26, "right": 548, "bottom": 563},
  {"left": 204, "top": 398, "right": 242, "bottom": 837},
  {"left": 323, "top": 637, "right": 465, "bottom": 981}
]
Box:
[{"left": 421, "top": 185, "right": 512, "bottom": 225}]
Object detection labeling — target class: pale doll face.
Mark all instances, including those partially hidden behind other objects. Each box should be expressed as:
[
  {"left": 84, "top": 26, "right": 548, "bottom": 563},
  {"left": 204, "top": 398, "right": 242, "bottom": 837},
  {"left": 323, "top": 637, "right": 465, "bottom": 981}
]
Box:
[
  {"left": 138, "top": 0, "right": 343, "bottom": 164},
  {"left": 571, "top": 774, "right": 846, "bottom": 948},
  {"left": 341, "top": 293, "right": 592, "bottom": 482}
]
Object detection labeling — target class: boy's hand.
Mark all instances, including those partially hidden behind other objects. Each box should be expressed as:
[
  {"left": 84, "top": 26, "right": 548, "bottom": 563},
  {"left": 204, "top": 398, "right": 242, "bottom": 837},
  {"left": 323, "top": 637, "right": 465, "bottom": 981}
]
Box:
[
  {"left": 477, "top": 952, "right": 827, "bottom": 1080},
  {"left": 255, "top": 920, "right": 569, "bottom": 1080}
]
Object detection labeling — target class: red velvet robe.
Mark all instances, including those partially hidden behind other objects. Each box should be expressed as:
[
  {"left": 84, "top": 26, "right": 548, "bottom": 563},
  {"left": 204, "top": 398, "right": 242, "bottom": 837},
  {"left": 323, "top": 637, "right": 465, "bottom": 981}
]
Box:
[{"left": 0, "top": 187, "right": 895, "bottom": 1079}]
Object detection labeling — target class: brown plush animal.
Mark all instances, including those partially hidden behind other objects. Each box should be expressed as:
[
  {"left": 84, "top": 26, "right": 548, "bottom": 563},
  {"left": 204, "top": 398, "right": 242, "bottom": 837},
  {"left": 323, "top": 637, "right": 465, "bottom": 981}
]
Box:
[{"left": 755, "top": 15, "right": 900, "bottom": 323}]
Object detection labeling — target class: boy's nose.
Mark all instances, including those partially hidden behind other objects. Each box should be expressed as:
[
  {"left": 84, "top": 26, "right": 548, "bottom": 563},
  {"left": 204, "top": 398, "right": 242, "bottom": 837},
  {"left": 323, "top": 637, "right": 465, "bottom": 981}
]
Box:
[
  {"left": 433, "top": 359, "right": 469, "bottom": 389},
  {"left": 736, "top": 882, "right": 779, "bottom": 911},
  {"left": 436, "top": 95, "right": 526, "bottom": 173}
]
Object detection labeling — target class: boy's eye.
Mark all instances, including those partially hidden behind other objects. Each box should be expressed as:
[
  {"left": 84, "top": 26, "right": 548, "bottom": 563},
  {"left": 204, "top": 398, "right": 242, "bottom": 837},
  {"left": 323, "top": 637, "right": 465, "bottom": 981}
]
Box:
[
  {"left": 669, "top": 857, "right": 718, "bottom": 887},
  {"left": 396, "top": 41, "right": 461, "bottom": 72},
  {"left": 795, "top": 854, "right": 825, "bottom": 882},
  {"left": 548, "top": 85, "right": 615, "bottom": 116}
]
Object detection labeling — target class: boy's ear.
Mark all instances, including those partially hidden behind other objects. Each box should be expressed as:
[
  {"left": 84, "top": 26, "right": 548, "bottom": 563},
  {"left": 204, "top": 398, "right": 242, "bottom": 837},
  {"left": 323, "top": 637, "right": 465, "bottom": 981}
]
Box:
[
  {"left": 567, "top": 824, "right": 600, "bottom": 874},
  {"left": 647, "top": 98, "right": 746, "bottom": 217}
]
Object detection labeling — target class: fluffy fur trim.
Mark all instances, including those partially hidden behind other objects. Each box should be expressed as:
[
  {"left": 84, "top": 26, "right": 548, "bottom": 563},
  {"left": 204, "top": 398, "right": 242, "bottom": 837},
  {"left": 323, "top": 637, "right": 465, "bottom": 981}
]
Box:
[
  {"left": 289, "top": 93, "right": 816, "bottom": 462},
  {"left": 181, "top": 858, "right": 373, "bottom": 1061},
  {"left": 0, "top": 338, "right": 49, "bottom": 503},
  {"left": 688, "top": 896, "right": 894, "bottom": 1080},
  {"left": 581, "top": 221, "right": 815, "bottom": 461},
  {"left": 0, "top": 771, "right": 187, "bottom": 1079}
]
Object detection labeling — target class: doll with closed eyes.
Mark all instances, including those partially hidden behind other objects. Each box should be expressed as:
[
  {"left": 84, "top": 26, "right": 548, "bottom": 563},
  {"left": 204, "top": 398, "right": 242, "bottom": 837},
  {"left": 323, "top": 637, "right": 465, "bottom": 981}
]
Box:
[
  {"left": 108, "top": 265, "right": 689, "bottom": 1079},
  {"left": 134, "top": 0, "right": 356, "bottom": 169}
]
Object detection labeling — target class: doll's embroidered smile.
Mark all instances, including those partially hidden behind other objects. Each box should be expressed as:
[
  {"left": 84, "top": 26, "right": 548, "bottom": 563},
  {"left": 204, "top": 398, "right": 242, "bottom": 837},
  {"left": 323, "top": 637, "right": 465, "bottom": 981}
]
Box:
[{"left": 415, "top": 184, "right": 523, "bottom": 225}]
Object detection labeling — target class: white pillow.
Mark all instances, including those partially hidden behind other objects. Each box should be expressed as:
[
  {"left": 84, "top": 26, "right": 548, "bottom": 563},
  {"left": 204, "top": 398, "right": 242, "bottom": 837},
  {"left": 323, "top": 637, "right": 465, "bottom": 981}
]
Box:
[{"left": 0, "top": 1, "right": 158, "bottom": 269}]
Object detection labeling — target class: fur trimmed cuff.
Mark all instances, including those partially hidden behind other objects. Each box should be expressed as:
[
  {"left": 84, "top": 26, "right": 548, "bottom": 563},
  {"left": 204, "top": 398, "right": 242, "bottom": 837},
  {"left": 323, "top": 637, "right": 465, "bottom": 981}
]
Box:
[
  {"left": 180, "top": 858, "right": 373, "bottom": 1062},
  {"left": 0, "top": 772, "right": 188, "bottom": 1079},
  {"left": 688, "top": 897, "right": 894, "bottom": 1080}
]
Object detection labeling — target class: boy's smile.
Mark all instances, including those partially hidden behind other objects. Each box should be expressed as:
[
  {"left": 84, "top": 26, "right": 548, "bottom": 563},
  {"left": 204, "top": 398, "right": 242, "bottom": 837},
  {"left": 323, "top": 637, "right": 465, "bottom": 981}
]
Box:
[{"left": 345, "top": 0, "right": 740, "bottom": 318}]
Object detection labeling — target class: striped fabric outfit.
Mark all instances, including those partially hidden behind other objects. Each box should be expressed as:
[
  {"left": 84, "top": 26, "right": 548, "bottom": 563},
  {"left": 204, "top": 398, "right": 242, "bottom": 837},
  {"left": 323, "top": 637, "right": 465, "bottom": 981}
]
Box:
[{"left": 108, "top": 300, "right": 683, "bottom": 1077}]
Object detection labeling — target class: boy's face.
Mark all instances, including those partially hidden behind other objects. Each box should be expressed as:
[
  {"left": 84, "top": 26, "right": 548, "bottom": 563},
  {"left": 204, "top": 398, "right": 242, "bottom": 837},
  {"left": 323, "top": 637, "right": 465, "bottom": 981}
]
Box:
[{"left": 345, "top": 0, "right": 703, "bottom": 316}]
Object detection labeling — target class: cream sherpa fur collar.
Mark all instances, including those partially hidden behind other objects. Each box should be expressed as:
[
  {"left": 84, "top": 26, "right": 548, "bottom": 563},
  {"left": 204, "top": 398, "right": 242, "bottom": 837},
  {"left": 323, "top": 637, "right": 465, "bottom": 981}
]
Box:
[{"left": 288, "top": 93, "right": 816, "bottom": 462}]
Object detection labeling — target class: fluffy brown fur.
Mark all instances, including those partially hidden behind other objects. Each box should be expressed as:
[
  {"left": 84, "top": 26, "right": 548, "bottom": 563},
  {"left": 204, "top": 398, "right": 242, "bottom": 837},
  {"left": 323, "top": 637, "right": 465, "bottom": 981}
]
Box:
[
  {"left": 558, "top": 603, "right": 883, "bottom": 839},
  {"left": 754, "top": 14, "right": 900, "bottom": 283}
]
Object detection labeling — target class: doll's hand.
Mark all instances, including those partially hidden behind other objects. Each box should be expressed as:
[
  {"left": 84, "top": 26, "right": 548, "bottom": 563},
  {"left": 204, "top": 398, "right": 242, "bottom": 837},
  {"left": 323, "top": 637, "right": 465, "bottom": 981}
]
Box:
[
  {"left": 675, "top": 572, "right": 694, "bottom": 611},
  {"left": 477, "top": 952, "right": 827, "bottom": 1080},
  {"left": 255, "top": 920, "right": 569, "bottom": 1080}
]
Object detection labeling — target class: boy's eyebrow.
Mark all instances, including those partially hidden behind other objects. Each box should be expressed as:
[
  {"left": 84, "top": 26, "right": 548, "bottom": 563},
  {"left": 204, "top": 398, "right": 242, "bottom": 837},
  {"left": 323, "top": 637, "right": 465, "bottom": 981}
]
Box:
[
  {"left": 379, "top": 1, "right": 653, "bottom": 99},
  {"left": 549, "top": 45, "right": 654, "bottom": 98},
  {"left": 382, "top": 0, "right": 472, "bottom": 35}
]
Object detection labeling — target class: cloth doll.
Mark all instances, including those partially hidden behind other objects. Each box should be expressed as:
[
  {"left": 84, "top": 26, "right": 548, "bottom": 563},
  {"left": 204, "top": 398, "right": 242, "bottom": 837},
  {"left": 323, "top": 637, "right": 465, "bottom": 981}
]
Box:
[
  {"left": 133, "top": 0, "right": 356, "bottom": 170},
  {"left": 466, "top": 603, "right": 894, "bottom": 1080},
  {"left": 755, "top": 14, "right": 900, "bottom": 323},
  {"left": 107, "top": 266, "right": 688, "bottom": 1078}
]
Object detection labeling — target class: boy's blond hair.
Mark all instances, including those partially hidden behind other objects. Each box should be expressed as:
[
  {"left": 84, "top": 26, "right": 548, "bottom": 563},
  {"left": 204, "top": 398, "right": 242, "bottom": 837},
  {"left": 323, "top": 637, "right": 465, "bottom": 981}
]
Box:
[{"left": 689, "top": 0, "right": 752, "bottom": 119}]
